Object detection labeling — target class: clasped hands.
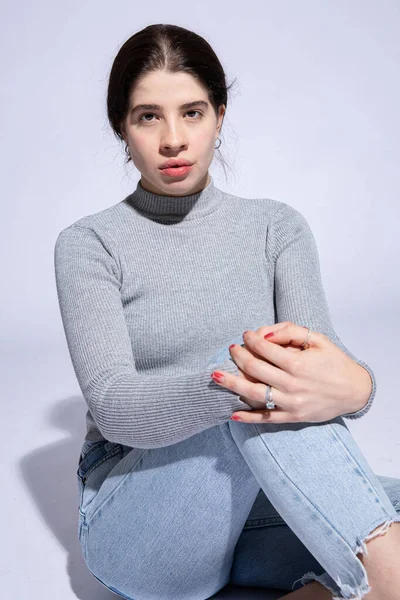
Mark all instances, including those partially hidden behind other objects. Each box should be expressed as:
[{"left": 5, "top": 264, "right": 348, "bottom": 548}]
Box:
[{"left": 211, "top": 322, "right": 372, "bottom": 424}]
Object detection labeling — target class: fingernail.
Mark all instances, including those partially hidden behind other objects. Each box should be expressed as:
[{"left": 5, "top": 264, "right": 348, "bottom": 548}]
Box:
[
  {"left": 231, "top": 415, "right": 241, "bottom": 420},
  {"left": 211, "top": 371, "right": 225, "bottom": 382},
  {"left": 264, "top": 332, "right": 275, "bottom": 338},
  {"left": 229, "top": 344, "right": 236, "bottom": 350}
]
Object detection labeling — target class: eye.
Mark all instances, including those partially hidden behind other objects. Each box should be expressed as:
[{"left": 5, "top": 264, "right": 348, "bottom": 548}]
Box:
[
  {"left": 138, "top": 110, "right": 203, "bottom": 123},
  {"left": 186, "top": 110, "right": 203, "bottom": 119},
  {"left": 139, "top": 113, "right": 156, "bottom": 123}
]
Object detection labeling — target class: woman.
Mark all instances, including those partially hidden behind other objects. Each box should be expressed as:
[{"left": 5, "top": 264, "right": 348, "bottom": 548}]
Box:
[{"left": 54, "top": 23, "right": 400, "bottom": 600}]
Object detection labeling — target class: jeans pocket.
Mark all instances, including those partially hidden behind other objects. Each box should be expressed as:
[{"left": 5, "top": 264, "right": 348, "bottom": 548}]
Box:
[{"left": 76, "top": 440, "right": 124, "bottom": 517}]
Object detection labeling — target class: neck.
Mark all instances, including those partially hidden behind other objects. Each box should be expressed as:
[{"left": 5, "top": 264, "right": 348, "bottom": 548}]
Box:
[
  {"left": 140, "top": 172, "right": 211, "bottom": 196},
  {"left": 126, "top": 175, "right": 223, "bottom": 222}
]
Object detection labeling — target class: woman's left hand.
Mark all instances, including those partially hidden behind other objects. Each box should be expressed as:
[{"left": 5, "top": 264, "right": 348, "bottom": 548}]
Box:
[{"left": 211, "top": 322, "right": 372, "bottom": 423}]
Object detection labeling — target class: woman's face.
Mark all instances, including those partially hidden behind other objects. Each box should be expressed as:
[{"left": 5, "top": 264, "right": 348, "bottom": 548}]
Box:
[{"left": 120, "top": 70, "right": 225, "bottom": 196}]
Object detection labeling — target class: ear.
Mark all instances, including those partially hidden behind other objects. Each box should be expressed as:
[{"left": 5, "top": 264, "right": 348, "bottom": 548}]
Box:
[
  {"left": 216, "top": 104, "right": 226, "bottom": 134},
  {"left": 120, "top": 121, "right": 127, "bottom": 143}
]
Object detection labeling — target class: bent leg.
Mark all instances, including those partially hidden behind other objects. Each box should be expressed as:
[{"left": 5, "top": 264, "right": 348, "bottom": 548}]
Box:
[
  {"left": 77, "top": 423, "right": 263, "bottom": 600},
  {"left": 228, "top": 417, "right": 400, "bottom": 599},
  {"left": 229, "top": 474, "right": 400, "bottom": 595}
]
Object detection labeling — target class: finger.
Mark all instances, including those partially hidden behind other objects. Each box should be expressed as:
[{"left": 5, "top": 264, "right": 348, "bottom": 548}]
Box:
[
  {"left": 233, "top": 332, "right": 301, "bottom": 379},
  {"left": 257, "top": 322, "right": 323, "bottom": 351},
  {"left": 254, "top": 324, "right": 303, "bottom": 353},
  {"left": 239, "top": 326, "right": 323, "bottom": 374},
  {"left": 254, "top": 322, "right": 291, "bottom": 337},
  {"left": 230, "top": 409, "right": 302, "bottom": 424},
  {"left": 211, "top": 367, "right": 292, "bottom": 412},
  {"left": 236, "top": 364, "right": 261, "bottom": 384}
]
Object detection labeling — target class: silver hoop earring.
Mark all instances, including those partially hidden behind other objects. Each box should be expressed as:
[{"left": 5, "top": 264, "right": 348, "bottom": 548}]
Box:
[{"left": 215, "top": 137, "right": 221, "bottom": 149}]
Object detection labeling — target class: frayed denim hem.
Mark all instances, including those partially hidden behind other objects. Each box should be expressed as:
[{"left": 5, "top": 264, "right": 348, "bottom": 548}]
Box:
[{"left": 292, "top": 515, "right": 400, "bottom": 599}]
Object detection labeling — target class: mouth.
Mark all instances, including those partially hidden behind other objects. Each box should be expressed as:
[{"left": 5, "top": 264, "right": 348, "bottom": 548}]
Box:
[
  {"left": 159, "top": 159, "right": 193, "bottom": 169},
  {"left": 159, "top": 163, "right": 194, "bottom": 177}
]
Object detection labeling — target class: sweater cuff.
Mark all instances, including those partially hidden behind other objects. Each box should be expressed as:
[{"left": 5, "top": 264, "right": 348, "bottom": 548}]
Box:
[{"left": 341, "top": 360, "right": 376, "bottom": 420}]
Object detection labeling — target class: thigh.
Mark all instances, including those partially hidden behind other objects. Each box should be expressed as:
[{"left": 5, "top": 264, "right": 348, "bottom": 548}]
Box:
[
  {"left": 230, "top": 474, "right": 400, "bottom": 593},
  {"left": 77, "top": 423, "right": 262, "bottom": 600}
]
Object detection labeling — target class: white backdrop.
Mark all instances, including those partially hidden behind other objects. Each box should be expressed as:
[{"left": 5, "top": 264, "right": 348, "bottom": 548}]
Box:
[{"left": 2, "top": 1, "right": 399, "bottom": 598}]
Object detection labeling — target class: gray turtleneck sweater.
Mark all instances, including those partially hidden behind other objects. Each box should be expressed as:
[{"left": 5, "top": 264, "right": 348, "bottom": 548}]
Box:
[{"left": 54, "top": 176, "right": 376, "bottom": 449}]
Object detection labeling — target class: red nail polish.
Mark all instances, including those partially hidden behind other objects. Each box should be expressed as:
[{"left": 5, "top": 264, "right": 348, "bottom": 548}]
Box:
[
  {"left": 264, "top": 332, "right": 274, "bottom": 338},
  {"left": 211, "top": 371, "right": 225, "bottom": 382},
  {"left": 229, "top": 344, "right": 236, "bottom": 350},
  {"left": 231, "top": 415, "right": 241, "bottom": 420}
]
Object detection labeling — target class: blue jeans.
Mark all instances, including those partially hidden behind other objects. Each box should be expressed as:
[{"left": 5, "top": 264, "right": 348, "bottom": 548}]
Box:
[{"left": 76, "top": 340, "right": 400, "bottom": 600}]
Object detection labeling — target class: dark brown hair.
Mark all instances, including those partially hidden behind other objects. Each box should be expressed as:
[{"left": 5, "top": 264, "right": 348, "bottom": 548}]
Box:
[{"left": 106, "top": 23, "right": 237, "bottom": 178}]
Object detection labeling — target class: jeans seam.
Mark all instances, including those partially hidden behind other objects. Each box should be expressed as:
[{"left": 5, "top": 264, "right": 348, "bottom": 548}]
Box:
[
  {"left": 243, "top": 517, "right": 286, "bottom": 528},
  {"left": 326, "top": 422, "right": 392, "bottom": 507},
  {"left": 252, "top": 422, "right": 354, "bottom": 546}
]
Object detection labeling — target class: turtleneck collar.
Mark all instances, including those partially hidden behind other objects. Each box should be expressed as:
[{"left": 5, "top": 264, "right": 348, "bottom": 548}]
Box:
[{"left": 126, "top": 175, "right": 224, "bottom": 222}]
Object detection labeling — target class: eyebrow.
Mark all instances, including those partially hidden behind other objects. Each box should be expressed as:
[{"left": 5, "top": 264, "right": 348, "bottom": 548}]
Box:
[{"left": 131, "top": 100, "right": 209, "bottom": 114}]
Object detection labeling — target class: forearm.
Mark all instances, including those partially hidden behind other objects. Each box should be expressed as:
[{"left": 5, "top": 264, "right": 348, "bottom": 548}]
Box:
[{"left": 88, "top": 360, "right": 251, "bottom": 449}]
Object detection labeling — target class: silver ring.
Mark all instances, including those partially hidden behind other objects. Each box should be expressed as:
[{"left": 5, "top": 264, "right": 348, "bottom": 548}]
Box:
[
  {"left": 265, "top": 385, "right": 276, "bottom": 409},
  {"left": 300, "top": 327, "right": 311, "bottom": 350}
]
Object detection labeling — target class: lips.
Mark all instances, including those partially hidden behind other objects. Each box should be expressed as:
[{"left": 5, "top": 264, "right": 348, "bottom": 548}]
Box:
[
  {"left": 160, "top": 164, "right": 193, "bottom": 177},
  {"left": 160, "top": 158, "right": 193, "bottom": 169}
]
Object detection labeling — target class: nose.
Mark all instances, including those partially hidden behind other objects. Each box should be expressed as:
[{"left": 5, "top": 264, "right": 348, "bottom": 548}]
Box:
[{"left": 160, "top": 122, "right": 188, "bottom": 152}]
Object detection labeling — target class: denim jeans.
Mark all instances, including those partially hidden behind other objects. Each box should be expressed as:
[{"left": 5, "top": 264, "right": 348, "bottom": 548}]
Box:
[{"left": 75, "top": 339, "right": 400, "bottom": 600}]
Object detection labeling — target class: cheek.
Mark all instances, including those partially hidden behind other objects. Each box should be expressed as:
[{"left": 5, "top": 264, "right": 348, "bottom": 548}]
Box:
[
  {"left": 193, "top": 130, "right": 217, "bottom": 152},
  {"left": 129, "top": 136, "right": 155, "bottom": 162}
]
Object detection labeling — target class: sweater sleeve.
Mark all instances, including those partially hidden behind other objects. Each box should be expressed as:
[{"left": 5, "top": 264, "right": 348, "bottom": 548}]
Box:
[
  {"left": 54, "top": 225, "right": 251, "bottom": 449},
  {"left": 266, "top": 202, "right": 376, "bottom": 420}
]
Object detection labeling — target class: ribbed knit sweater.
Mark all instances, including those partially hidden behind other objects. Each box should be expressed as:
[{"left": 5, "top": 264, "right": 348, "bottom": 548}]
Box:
[{"left": 54, "top": 176, "right": 376, "bottom": 449}]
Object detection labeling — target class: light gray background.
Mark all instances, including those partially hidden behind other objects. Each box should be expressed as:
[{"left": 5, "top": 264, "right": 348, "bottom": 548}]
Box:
[{"left": 2, "top": 1, "right": 399, "bottom": 598}]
